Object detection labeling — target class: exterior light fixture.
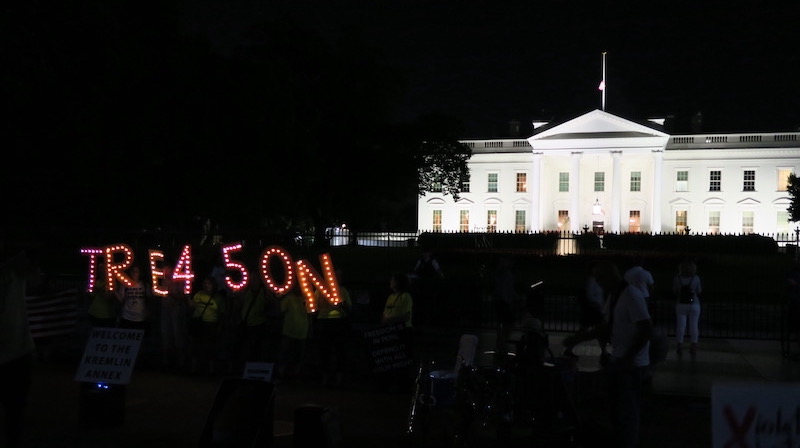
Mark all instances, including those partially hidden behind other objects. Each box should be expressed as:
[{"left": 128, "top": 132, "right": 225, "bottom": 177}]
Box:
[{"left": 592, "top": 199, "right": 602, "bottom": 215}]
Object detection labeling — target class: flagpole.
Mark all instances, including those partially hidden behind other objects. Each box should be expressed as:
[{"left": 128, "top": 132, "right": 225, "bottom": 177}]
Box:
[{"left": 601, "top": 51, "right": 607, "bottom": 111}]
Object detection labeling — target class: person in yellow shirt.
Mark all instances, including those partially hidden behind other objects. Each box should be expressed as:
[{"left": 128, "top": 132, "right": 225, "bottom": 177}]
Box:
[
  {"left": 189, "top": 277, "right": 224, "bottom": 376},
  {"left": 380, "top": 272, "right": 415, "bottom": 392},
  {"left": 313, "top": 269, "right": 352, "bottom": 387},
  {"left": 278, "top": 285, "right": 309, "bottom": 380},
  {"left": 382, "top": 272, "right": 413, "bottom": 328}
]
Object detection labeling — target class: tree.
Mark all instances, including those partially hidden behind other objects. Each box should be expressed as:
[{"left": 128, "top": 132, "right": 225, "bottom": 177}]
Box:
[
  {"left": 412, "top": 113, "right": 472, "bottom": 202},
  {"left": 787, "top": 173, "right": 800, "bottom": 222},
  {"left": 416, "top": 140, "right": 472, "bottom": 201}
]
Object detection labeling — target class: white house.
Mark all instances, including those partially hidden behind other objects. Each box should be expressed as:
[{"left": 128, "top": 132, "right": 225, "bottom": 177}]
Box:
[{"left": 418, "top": 109, "right": 800, "bottom": 237}]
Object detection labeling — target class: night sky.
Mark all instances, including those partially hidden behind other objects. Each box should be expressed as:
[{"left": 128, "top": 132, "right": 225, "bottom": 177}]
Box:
[
  {"left": 2, "top": 1, "right": 799, "bottom": 239},
  {"left": 183, "top": 1, "right": 800, "bottom": 136}
]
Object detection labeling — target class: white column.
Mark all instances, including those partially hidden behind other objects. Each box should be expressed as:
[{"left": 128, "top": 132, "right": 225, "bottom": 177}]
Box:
[
  {"left": 652, "top": 150, "right": 664, "bottom": 233},
  {"left": 570, "top": 152, "right": 582, "bottom": 233},
  {"left": 611, "top": 151, "right": 622, "bottom": 232},
  {"left": 531, "top": 152, "right": 543, "bottom": 232}
]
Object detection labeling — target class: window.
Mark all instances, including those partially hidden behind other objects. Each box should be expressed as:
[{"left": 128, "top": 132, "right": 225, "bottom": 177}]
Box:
[
  {"left": 676, "top": 210, "right": 687, "bottom": 233},
  {"left": 708, "top": 211, "right": 720, "bottom": 234},
  {"left": 459, "top": 210, "right": 470, "bottom": 232},
  {"left": 559, "top": 172, "right": 569, "bottom": 192},
  {"left": 742, "top": 211, "right": 754, "bottom": 234},
  {"left": 515, "top": 210, "right": 526, "bottom": 232},
  {"left": 743, "top": 170, "right": 755, "bottom": 192},
  {"left": 628, "top": 210, "right": 641, "bottom": 233},
  {"left": 487, "top": 210, "right": 498, "bottom": 232},
  {"left": 777, "top": 210, "right": 791, "bottom": 235},
  {"left": 516, "top": 173, "right": 527, "bottom": 192},
  {"left": 432, "top": 180, "right": 442, "bottom": 192},
  {"left": 432, "top": 210, "right": 442, "bottom": 232},
  {"left": 461, "top": 178, "right": 470, "bottom": 193},
  {"left": 557, "top": 210, "right": 569, "bottom": 231},
  {"left": 594, "top": 172, "right": 605, "bottom": 192},
  {"left": 630, "top": 171, "right": 641, "bottom": 192},
  {"left": 676, "top": 170, "right": 688, "bottom": 192},
  {"left": 488, "top": 173, "right": 498, "bottom": 193},
  {"left": 777, "top": 168, "right": 792, "bottom": 192},
  {"left": 709, "top": 170, "right": 721, "bottom": 192}
]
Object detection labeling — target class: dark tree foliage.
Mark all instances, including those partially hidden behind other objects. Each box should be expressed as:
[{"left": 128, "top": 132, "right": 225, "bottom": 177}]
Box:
[{"left": 787, "top": 173, "right": 800, "bottom": 223}]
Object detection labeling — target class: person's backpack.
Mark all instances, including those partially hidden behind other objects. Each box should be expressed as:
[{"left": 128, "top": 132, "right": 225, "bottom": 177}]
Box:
[{"left": 679, "top": 276, "right": 695, "bottom": 304}]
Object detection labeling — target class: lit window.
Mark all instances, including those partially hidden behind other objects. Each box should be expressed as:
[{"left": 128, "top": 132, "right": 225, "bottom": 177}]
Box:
[
  {"left": 676, "top": 210, "right": 687, "bottom": 233},
  {"left": 594, "top": 172, "right": 605, "bottom": 192},
  {"left": 709, "top": 170, "right": 721, "bottom": 192},
  {"left": 559, "top": 172, "right": 569, "bottom": 192},
  {"left": 743, "top": 170, "right": 755, "bottom": 192},
  {"left": 516, "top": 173, "right": 527, "bottom": 192},
  {"left": 488, "top": 173, "right": 498, "bottom": 193},
  {"left": 676, "top": 170, "right": 688, "bottom": 192},
  {"left": 515, "top": 210, "right": 526, "bottom": 232},
  {"left": 487, "top": 210, "right": 497, "bottom": 232},
  {"left": 628, "top": 210, "right": 641, "bottom": 233},
  {"left": 777, "top": 168, "right": 792, "bottom": 192},
  {"left": 557, "top": 210, "right": 569, "bottom": 230},
  {"left": 432, "top": 210, "right": 442, "bottom": 232},
  {"left": 742, "top": 211, "right": 754, "bottom": 234},
  {"left": 708, "top": 211, "right": 720, "bottom": 234},
  {"left": 630, "top": 171, "right": 641, "bottom": 192},
  {"left": 459, "top": 210, "right": 469, "bottom": 232}
]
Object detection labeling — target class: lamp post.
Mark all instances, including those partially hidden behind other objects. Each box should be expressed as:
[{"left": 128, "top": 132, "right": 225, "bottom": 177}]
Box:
[{"left": 582, "top": 224, "right": 590, "bottom": 234}]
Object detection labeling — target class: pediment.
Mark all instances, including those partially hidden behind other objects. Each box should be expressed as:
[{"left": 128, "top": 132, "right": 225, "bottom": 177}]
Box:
[
  {"left": 737, "top": 198, "right": 761, "bottom": 206},
  {"left": 528, "top": 110, "right": 669, "bottom": 153},
  {"left": 773, "top": 197, "right": 791, "bottom": 205},
  {"left": 703, "top": 197, "right": 726, "bottom": 205}
]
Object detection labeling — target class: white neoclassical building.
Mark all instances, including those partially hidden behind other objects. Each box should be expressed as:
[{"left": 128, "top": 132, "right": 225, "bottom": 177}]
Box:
[{"left": 417, "top": 109, "right": 800, "bottom": 237}]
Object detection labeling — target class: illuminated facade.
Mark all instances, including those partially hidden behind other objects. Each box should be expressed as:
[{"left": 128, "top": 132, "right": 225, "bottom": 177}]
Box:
[{"left": 418, "top": 110, "right": 800, "bottom": 236}]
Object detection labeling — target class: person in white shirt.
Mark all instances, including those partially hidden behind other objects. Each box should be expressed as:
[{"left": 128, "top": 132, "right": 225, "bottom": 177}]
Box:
[{"left": 624, "top": 255, "right": 655, "bottom": 318}]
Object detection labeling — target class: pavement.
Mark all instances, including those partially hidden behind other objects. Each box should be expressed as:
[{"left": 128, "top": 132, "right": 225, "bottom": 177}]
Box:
[{"left": 13, "top": 324, "right": 800, "bottom": 448}]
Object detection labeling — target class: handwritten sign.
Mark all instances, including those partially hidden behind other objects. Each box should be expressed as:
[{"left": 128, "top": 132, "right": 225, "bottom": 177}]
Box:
[
  {"left": 243, "top": 362, "right": 274, "bottom": 382},
  {"left": 712, "top": 382, "right": 800, "bottom": 448},
  {"left": 75, "top": 327, "right": 144, "bottom": 385},
  {"left": 363, "top": 323, "right": 413, "bottom": 374}
]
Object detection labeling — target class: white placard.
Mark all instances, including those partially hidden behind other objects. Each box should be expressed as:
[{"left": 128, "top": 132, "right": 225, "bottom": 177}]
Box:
[
  {"left": 712, "top": 381, "right": 800, "bottom": 448},
  {"left": 74, "top": 327, "right": 144, "bottom": 385},
  {"left": 243, "top": 362, "right": 274, "bottom": 382}
]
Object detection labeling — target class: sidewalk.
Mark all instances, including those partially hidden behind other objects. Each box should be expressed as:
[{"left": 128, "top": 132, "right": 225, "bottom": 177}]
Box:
[{"left": 15, "top": 326, "right": 800, "bottom": 448}]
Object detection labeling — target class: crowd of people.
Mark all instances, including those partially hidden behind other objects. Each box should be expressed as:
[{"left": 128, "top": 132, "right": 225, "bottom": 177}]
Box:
[
  {"left": 11, "top": 241, "right": 799, "bottom": 447},
  {"left": 83, "top": 256, "right": 357, "bottom": 383}
]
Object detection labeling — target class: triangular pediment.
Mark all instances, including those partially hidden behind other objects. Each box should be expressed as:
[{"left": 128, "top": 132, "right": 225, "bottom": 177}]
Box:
[
  {"left": 528, "top": 110, "right": 669, "bottom": 154},
  {"left": 532, "top": 110, "right": 668, "bottom": 140}
]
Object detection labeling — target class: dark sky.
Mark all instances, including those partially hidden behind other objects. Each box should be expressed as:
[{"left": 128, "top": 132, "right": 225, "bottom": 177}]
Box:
[{"left": 180, "top": 1, "right": 800, "bottom": 136}]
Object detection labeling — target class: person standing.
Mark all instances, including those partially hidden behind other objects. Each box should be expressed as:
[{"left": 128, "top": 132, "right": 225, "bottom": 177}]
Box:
[
  {"left": 565, "top": 260, "right": 608, "bottom": 359},
  {"left": 159, "top": 265, "right": 191, "bottom": 373},
  {"left": 381, "top": 272, "right": 414, "bottom": 392},
  {"left": 412, "top": 249, "right": 444, "bottom": 325},
  {"left": 238, "top": 275, "right": 283, "bottom": 366},
  {"left": 116, "top": 265, "right": 150, "bottom": 330},
  {"left": 87, "top": 261, "right": 119, "bottom": 328},
  {"left": 278, "top": 285, "right": 310, "bottom": 381},
  {"left": 190, "top": 277, "right": 224, "bottom": 376},
  {"left": 563, "top": 261, "right": 652, "bottom": 448},
  {"left": 673, "top": 259, "right": 702, "bottom": 359},
  {"left": 313, "top": 269, "right": 353, "bottom": 387},
  {"left": 624, "top": 255, "right": 655, "bottom": 320},
  {"left": 491, "top": 256, "right": 518, "bottom": 358},
  {"left": 0, "top": 247, "right": 36, "bottom": 448}
]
